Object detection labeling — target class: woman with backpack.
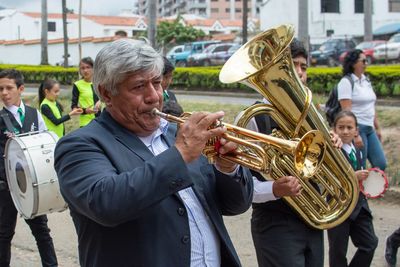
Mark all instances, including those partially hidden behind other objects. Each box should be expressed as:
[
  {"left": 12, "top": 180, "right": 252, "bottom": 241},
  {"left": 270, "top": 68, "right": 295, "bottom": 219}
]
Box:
[{"left": 337, "top": 49, "right": 386, "bottom": 171}]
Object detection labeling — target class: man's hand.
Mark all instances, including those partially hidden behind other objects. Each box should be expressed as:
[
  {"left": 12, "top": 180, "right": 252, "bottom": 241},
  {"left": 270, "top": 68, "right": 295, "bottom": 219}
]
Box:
[
  {"left": 272, "top": 176, "right": 302, "bottom": 197},
  {"left": 175, "top": 111, "right": 226, "bottom": 163},
  {"left": 329, "top": 131, "right": 343, "bottom": 149}
]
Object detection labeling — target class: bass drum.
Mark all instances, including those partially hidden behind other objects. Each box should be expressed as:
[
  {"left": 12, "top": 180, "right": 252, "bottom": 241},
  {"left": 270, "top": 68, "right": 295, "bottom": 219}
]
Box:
[{"left": 5, "top": 131, "right": 67, "bottom": 219}]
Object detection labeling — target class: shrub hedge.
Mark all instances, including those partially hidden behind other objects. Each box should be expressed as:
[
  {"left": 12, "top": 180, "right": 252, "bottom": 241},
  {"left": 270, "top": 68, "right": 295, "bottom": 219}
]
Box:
[{"left": 1, "top": 64, "right": 399, "bottom": 97}]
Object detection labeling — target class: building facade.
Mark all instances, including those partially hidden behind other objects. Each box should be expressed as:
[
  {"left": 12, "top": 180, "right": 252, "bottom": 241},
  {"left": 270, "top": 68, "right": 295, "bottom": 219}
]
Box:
[
  {"left": 259, "top": 0, "right": 400, "bottom": 43},
  {"left": 136, "top": 0, "right": 261, "bottom": 20}
]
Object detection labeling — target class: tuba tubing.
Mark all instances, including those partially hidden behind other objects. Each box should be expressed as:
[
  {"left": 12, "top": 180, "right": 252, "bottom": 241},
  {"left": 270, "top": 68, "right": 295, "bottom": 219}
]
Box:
[{"left": 218, "top": 24, "right": 359, "bottom": 230}]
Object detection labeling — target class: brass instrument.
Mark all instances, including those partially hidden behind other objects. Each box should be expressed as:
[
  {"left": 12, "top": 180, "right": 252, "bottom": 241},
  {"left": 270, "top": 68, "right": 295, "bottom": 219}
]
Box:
[
  {"left": 218, "top": 24, "right": 359, "bottom": 229},
  {"left": 152, "top": 108, "right": 325, "bottom": 178}
]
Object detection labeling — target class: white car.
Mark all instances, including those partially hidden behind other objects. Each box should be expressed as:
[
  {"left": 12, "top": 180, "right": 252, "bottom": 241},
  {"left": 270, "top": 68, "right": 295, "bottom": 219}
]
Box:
[{"left": 373, "top": 33, "right": 400, "bottom": 62}]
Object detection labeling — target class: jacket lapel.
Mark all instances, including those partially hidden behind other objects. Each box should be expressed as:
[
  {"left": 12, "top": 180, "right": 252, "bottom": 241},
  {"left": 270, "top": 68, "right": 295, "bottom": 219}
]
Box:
[{"left": 96, "top": 110, "right": 154, "bottom": 161}]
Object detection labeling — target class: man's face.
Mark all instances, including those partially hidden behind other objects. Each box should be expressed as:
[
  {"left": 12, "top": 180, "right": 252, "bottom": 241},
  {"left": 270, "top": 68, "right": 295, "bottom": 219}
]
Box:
[
  {"left": 0, "top": 78, "right": 23, "bottom": 107},
  {"left": 102, "top": 70, "right": 163, "bottom": 137},
  {"left": 293, "top": 56, "right": 308, "bottom": 85},
  {"left": 161, "top": 72, "right": 173, "bottom": 90}
]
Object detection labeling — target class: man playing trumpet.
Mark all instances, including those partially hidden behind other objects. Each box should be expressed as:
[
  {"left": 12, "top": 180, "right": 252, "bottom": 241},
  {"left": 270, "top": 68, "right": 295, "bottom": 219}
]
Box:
[{"left": 54, "top": 39, "right": 253, "bottom": 267}]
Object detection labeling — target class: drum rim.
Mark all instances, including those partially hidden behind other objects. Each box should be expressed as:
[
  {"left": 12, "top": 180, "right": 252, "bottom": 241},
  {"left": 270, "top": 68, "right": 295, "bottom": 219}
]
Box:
[{"left": 4, "top": 131, "right": 60, "bottom": 219}]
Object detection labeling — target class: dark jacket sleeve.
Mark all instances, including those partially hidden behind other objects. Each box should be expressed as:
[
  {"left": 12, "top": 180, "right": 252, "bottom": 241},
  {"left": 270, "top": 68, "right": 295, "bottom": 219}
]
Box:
[
  {"left": 40, "top": 104, "right": 71, "bottom": 126},
  {"left": 71, "top": 84, "right": 80, "bottom": 109},
  {"left": 213, "top": 166, "right": 253, "bottom": 216}
]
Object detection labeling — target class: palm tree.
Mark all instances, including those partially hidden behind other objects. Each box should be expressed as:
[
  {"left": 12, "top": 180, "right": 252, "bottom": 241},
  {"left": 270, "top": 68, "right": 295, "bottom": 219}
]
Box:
[
  {"left": 62, "top": 0, "right": 69, "bottom": 67},
  {"left": 298, "top": 0, "right": 309, "bottom": 53},
  {"left": 364, "top": 0, "right": 373, "bottom": 41},
  {"left": 40, "top": 0, "right": 49, "bottom": 65},
  {"left": 242, "top": 0, "right": 248, "bottom": 44},
  {"left": 78, "top": 0, "right": 82, "bottom": 61},
  {"left": 147, "top": 0, "right": 157, "bottom": 48}
]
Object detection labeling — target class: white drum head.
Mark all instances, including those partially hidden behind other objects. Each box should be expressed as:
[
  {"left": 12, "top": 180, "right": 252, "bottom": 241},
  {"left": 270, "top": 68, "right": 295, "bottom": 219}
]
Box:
[
  {"left": 5, "top": 132, "right": 67, "bottom": 218},
  {"left": 360, "top": 168, "right": 388, "bottom": 199}
]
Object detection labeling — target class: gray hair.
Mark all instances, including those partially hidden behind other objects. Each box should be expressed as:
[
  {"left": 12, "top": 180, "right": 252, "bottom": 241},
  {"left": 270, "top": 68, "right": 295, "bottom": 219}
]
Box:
[{"left": 93, "top": 39, "right": 164, "bottom": 100}]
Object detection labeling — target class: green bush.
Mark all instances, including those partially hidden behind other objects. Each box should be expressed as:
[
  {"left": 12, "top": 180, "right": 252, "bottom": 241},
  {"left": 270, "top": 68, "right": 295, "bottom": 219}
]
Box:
[{"left": 1, "top": 63, "right": 399, "bottom": 98}]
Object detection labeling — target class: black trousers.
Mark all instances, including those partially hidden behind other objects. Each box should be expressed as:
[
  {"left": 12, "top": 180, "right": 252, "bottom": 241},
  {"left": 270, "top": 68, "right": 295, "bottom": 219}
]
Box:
[
  {"left": 0, "top": 190, "right": 58, "bottom": 267},
  {"left": 327, "top": 208, "right": 378, "bottom": 267},
  {"left": 251, "top": 210, "right": 324, "bottom": 267},
  {"left": 388, "top": 227, "right": 400, "bottom": 248}
]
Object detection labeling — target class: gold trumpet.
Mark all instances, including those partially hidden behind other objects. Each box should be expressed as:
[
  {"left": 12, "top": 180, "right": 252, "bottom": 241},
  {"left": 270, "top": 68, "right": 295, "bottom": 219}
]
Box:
[{"left": 152, "top": 108, "right": 326, "bottom": 178}]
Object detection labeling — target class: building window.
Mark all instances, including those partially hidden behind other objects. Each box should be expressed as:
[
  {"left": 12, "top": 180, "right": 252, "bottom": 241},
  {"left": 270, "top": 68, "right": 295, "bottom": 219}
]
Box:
[
  {"left": 211, "top": 8, "right": 219, "bottom": 12},
  {"left": 211, "top": 0, "right": 218, "bottom": 2},
  {"left": 225, "top": 8, "right": 230, "bottom": 12},
  {"left": 321, "top": 0, "right": 339, "bottom": 13},
  {"left": 48, "top": 21, "right": 56, "bottom": 32},
  {"left": 235, "top": 7, "right": 241, "bottom": 12},
  {"left": 354, "top": 0, "right": 363, "bottom": 13},
  {"left": 389, "top": 0, "right": 400, "bottom": 11}
]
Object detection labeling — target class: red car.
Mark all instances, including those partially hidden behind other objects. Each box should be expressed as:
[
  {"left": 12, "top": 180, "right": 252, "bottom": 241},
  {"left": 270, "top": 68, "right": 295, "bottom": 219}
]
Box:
[{"left": 339, "top": 40, "right": 386, "bottom": 64}]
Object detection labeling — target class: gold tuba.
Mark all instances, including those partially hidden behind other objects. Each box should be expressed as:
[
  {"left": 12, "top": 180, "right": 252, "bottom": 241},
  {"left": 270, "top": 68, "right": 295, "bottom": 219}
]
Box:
[{"left": 219, "top": 24, "right": 359, "bottom": 230}]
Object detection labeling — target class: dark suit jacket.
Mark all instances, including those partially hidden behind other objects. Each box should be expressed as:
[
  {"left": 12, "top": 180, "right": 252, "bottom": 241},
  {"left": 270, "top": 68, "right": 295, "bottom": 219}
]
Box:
[{"left": 54, "top": 110, "right": 253, "bottom": 267}]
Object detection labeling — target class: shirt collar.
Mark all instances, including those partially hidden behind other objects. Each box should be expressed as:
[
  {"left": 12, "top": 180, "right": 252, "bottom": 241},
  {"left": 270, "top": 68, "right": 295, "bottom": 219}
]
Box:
[
  {"left": 5, "top": 101, "right": 25, "bottom": 115},
  {"left": 138, "top": 118, "right": 169, "bottom": 147},
  {"left": 350, "top": 73, "right": 367, "bottom": 83},
  {"left": 342, "top": 143, "right": 355, "bottom": 155}
]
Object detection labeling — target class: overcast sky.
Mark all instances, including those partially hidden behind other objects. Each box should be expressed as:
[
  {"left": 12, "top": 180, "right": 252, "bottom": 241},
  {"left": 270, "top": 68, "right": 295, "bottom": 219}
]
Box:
[{"left": 0, "top": 0, "right": 135, "bottom": 16}]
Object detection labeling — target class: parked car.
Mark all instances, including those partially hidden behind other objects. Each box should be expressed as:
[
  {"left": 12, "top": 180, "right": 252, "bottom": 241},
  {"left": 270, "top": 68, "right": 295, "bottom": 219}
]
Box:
[
  {"left": 187, "top": 43, "right": 236, "bottom": 66},
  {"left": 166, "top": 45, "right": 184, "bottom": 62},
  {"left": 166, "top": 40, "right": 220, "bottom": 67},
  {"left": 339, "top": 40, "right": 386, "bottom": 64},
  {"left": 373, "top": 33, "right": 400, "bottom": 62},
  {"left": 311, "top": 38, "right": 357, "bottom": 66}
]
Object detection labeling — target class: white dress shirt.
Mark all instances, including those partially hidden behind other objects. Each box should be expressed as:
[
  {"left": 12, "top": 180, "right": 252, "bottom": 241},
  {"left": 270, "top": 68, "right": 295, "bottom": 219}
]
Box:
[{"left": 138, "top": 119, "right": 221, "bottom": 267}]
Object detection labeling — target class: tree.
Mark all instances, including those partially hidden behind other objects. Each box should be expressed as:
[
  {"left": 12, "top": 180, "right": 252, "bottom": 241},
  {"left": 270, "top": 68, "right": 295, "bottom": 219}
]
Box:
[
  {"left": 298, "top": 0, "right": 309, "bottom": 53},
  {"left": 364, "top": 0, "right": 373, "bottom": 41},
  {"left": 242, "top": 0, "right": 248, "bottom": 44},
  {"left": 157, "top": 16, "right": 206, "bottom": 46},
  {"left": 62, "top": 0, "right": 69, "bottom": 67},
  {"left": 147, "top": 0, "right": 157, "bottom": 48},
  {"left": 40, "top": 0, "right": 49, "bottom": 65}
]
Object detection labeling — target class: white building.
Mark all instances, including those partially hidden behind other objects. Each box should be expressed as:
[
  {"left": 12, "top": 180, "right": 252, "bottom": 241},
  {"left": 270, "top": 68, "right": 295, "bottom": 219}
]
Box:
[
  {"left": 259, "top": 0, "right": 400, "bottom": 43},
  {"left": 0, "top": 10, "right": 252, "bottom": 65}
]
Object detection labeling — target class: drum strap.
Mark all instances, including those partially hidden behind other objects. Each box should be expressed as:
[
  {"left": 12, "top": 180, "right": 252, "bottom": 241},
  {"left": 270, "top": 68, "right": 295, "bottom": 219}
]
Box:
[{"left": 0, "top": 110, "right": 16, "bottom": 133}]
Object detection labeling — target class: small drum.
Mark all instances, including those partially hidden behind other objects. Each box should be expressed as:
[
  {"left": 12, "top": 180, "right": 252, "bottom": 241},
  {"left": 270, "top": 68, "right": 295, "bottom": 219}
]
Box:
[
  {"left": 5, "top": 131, "right": 67, "bottom": 219},
  {"left": 359, "top": 167, "right": 388, "bottom": 199}
]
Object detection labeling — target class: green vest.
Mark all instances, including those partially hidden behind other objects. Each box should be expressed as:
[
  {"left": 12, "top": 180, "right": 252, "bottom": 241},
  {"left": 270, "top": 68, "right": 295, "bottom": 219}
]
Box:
[
  {"left": 40, "top": 98, "right": 64, "bottom": 137},
  {"left": 75, "top": 79, "right": 95, "bottom": 127}
]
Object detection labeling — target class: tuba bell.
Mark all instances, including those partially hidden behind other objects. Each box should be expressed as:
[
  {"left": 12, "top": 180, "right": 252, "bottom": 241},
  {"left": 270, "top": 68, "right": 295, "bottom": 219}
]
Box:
[{"left": 219, "top": 24, "right": 359, "bottom": 230}]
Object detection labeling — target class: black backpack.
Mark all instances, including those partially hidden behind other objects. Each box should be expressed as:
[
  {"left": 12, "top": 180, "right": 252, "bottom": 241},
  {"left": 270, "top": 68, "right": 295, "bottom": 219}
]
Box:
[{"left": 325, "top": 75, "right": 354, "bottom": 126}]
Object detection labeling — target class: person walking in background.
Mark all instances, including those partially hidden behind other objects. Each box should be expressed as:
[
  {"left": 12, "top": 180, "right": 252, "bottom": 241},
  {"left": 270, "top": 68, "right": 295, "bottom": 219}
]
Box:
[
  {"left": 327, "top": 110, "right": 378, "bottom": 267},
  {"left": 39, "top": 79, "right": 82, "bottom": 138},
  {"left": 161, "top": 56, "right": 183, "bottom": 116},
  {"left": 0, "top": 69, "right": 58, "bottom": 267},
  {"left": 385, "top": 227, "right": 400, "bottom": 267},
  {"left": 71, "top": 57, "right": 101, "bottom": 127},
  {"left": 338, "top": 49, "right": 387, "bottom": 170},
  {"left": 54, "top": 38, "right": 253, "bottom": 267}
]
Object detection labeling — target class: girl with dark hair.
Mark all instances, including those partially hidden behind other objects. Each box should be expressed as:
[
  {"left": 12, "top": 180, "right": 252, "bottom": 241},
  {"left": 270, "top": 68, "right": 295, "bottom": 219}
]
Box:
[
  {"left": 337, "top": 49, "right": 386, "bottom": 170},
  {"left": 328, "top": 110, "right": 378, "bottom": 267},
  {"left": 39, "top": 79, "right": 82, "bottom": 137},
  {"left": 71, "top": 57, "right": 101, "bottom": 127}
]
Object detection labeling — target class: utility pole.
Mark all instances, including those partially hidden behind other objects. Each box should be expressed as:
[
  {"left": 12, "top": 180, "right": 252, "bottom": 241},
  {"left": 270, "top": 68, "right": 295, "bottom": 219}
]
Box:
[
  {"left": 242, "top": 0, "right": 248, "bottom": 44},
  {"left": 40, "top": 0, "right": 48, "bottom": 65},
  {"left": 364, "top": 0, "right": 373, "bottom": 41},
  {"left": 298, "top": 0, "right": 309, "bottom": 53},
  {"left": 62, "top": 0, "right": 69, "bottom": 67},
  {"left": 147, "top": 0, "right": 157, "bottom": 48}
]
